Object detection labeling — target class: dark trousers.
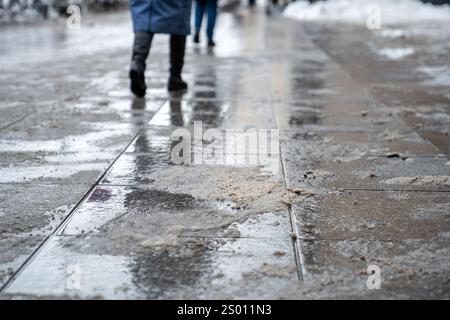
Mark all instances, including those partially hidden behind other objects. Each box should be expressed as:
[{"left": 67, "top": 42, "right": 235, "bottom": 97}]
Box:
[
  {"left": 131, "top": 32, "right": 186, "bottom": 77},
  {"left": 195, "top": 0, "right": 218, "bottom": 41}
]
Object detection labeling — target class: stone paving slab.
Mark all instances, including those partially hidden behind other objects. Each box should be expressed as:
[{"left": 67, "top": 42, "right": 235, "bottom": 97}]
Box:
[
  {"left": 101, "top": 154, "right": 281, "bottom": 186},
  {"left": 277, "top": 114, "right": 412, "bottom": 132},
  {"left": 0, "top": 104, "right": 156, "bottom": 184},
  {"left": 0, "top": 184, "right": 91, "bottom": 287},
  {"left": 0, "top": 152, "right": 113, "bottom": 185},
  {"left": 5, "top": 212, "right": 297, "bottom": 299},
  {"left": 0, "top": 125, "right": 139, "bottom": 155},
  {"left": 281, "top": 129, "right": 443, "bottom": 160},
  {"left": 59, "top": 183, "right": 291, "bottom": 236},
  {"left": 148, "top": 99, "right": 276, "bottom": 129},
  {"left": 418, "top": 131, "right": 450, "bottom": 157},
  {"left": 60, "top": 185, "right": 247, "bottom": 236},
  {"left": 292, "top": 190, "right": 450, "bottom": 241},
  {"left": 0, "top": 103, "right": 35, "bottom": 131},
  {"left": 125, "top": 126, "right": 281, "bottom": 155},
  {"left": 60, "top": 98, "right": 163, "bottom": 119},
  {"left": 293, "top": 236, "right": 450, "bottom": 299},
  {"left": 306, "top": 23, "right": 450, "bottom": 160},
  {"left": 5, "top": 114, "right": 145, "bottom": 139},
  {"left": 282, "top": 152, "right": 450, "bottom": 191}
]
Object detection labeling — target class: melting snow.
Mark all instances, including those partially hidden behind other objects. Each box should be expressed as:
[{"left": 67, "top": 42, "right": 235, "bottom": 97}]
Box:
[
  {"left": 284, "top": 0, "right": 450, "bottom": 25},
  {"left": 377, "top": 47, "right": 415, "bottom": 60}
]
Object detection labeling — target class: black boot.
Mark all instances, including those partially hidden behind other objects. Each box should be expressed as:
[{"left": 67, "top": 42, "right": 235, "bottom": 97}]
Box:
[
  {"left": 207, "top": 39, "right": 216, "bottom": 48},
  {"left": 193, "top": 32, "right": 200, "bottom": 44},
  {"left": 130, "top": 32, "right": 153, "bottom": 97},
  {"left": 168, "top": 35, "right": 188, "bottom": 92}
]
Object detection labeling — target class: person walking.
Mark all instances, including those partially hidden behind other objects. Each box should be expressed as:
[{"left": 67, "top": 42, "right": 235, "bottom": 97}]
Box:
[
  {"left": 129, "top": 0, "right": 192, "bottom": 97},
  {"left": 193, "top": 0, "right": 218, "bottom": 48}
]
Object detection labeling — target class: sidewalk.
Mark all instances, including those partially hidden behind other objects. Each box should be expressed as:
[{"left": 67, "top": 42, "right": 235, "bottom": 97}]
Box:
[{"left": 0, "top": 5, "right": 449, "bottom": 299}]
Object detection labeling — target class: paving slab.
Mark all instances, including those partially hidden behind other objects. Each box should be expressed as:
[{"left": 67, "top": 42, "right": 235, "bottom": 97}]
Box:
[
  {"left": 5, "top": 211, "right": 297, "bottom": 299},
  {"left": 282, "top": 149, "right": 450, "bottom": 191},
  {"left": 0, "top": 151, "right": 113, "bottom": 185},
  {"left": 0, "top": 103, "right": 35, "bottom": 131},
  {"left": 291, "top": 236, "right": 450, "bottom": 299},
  {"left": 148, "top": 99, "right": 276, "bottom": 129},
  {"left": 281, "top": 129, "right": 442, "bottom": 160},
  {"left": 292, "top": 190, "right": 450, "bottom": 241},
  {"left": 0, "top": 184, "right": 91, "bottom": 288},
  {"left": 0, "top": 104, "right": 153, "bottom": 184},
  {"left": 306, "top": 23, "right": 450, "bottom": 160}
]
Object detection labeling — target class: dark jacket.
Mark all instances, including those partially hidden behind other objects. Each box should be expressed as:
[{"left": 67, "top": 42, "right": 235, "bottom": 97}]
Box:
[{"left": 130, "top": 0, "right": 193, "bottom": 35}]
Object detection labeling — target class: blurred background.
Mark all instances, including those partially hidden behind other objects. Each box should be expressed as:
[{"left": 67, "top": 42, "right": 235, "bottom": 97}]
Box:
[{"left": 1, "top": 0, "right": 450, "bottom": 24}]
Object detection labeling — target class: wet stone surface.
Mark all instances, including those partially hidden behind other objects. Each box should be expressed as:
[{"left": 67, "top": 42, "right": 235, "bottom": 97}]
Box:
[
  {"left": 5, "top": 210, "right": 297, "bottom": 299},
  {"left": 1, "top": 6, "right": 449, "bottom": 299},
  {"left": 0, "top": 184, "right": 91, "bottom": 287},
  {"left": 292, "top": 235, "right": 450, "bottom": 299},
  {"left": 292, "top": 190, "right": 450, "bottom": 241}
]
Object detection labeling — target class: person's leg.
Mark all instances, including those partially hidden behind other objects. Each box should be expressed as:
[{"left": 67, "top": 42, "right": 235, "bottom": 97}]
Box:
[
  {"left": 194, "top": 0, "right": 205, "bottom": 43},
  {"left": 130, "top": 31, "right": 153, "bottom": 97},
  {"left": 206, "top": 0, "right": 217, "bottom": 47},
  {"left": 168, "top": 35, "right": 188, "bottom": 91}
]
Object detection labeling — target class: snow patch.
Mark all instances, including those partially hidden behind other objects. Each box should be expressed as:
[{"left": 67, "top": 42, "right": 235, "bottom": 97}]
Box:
[
  {"left": 377, "top": 47, "right": 415, "bottom": 60},
  {"left": 284, "top": 0, "right": 450, "bottom": 25}
]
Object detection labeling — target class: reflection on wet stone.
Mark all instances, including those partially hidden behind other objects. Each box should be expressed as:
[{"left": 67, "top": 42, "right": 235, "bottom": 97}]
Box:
[
  {"left": 89, "top": 187, "right": 113, "bottom": 203},
  {"left": 130, "top": 243, "right": 213, "bottom": 298},
  {"left": 131, "top": 98, "right": 146, "bottom": 111}
]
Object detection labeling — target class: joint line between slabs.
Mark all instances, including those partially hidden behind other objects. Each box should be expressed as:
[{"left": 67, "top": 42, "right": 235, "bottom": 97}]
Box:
[
  {"left": 277, "top": 132, "right": 306, "bottom": 281},
  {"left": 271, "top": 91, "right": 306, "bottom": 282}
]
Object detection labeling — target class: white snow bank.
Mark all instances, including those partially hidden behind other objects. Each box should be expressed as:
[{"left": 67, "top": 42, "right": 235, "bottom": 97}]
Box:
[{"left": 284, "top": 0, "right": 450, "bottom": 25}]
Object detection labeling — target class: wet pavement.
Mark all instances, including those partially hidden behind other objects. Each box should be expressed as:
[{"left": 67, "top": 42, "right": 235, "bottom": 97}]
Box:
[{"left": 0, "top": 5, "right": 449, "bottom": 299}]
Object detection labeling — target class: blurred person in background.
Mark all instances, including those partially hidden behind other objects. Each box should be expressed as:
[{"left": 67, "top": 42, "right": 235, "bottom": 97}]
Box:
[
  {"left": 129, "top": 0, "right": 192, "bottom": 97},
  {"left": 193, "top": 0, "right": 218, "bottom": 48}
]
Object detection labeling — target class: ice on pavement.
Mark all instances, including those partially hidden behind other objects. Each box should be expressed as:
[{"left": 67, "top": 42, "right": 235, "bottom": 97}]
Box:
[
  {"left": 417, "top": 65, "right": 450, "bottom": 87},
  {"left": 376, "top": 47, "right": 415, "bottom": 60},
  {"left": 284, "top": 0, "right": 450, "bottom": 25},
  {"left": 378, "top": 29, "right": 409, "bottom": 39}
]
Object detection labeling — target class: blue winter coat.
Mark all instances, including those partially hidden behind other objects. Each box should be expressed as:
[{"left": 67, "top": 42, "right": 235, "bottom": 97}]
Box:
[{"left": 130, "top": 0, "right": 193, "bottom": 35}]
